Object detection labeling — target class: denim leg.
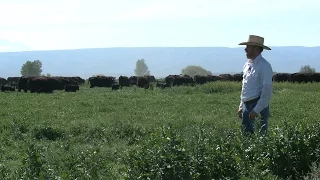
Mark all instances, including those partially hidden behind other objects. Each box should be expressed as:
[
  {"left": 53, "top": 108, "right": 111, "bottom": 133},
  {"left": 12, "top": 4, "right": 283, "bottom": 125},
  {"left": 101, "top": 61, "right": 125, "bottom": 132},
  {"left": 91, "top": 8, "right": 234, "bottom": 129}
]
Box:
[
  {"left": 259, "top": 105, "right": 269, "bottom": 135},
  {"left": 241, "top": 102, "right": 255, "bottom": 134}
]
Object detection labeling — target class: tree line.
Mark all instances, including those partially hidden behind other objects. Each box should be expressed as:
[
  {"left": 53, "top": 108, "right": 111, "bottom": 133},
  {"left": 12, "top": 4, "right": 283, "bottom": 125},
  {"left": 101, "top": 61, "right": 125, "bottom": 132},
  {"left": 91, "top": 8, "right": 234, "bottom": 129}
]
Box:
[{"left": 20, "top": 59, "right": 317, "bottom": 78}]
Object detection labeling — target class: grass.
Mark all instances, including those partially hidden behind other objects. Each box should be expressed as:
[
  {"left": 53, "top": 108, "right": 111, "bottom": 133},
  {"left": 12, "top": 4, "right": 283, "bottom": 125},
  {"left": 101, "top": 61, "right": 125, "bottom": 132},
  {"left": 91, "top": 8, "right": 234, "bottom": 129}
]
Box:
[{"left": 0, "top": 81, "right": 320, "bottom": 179}]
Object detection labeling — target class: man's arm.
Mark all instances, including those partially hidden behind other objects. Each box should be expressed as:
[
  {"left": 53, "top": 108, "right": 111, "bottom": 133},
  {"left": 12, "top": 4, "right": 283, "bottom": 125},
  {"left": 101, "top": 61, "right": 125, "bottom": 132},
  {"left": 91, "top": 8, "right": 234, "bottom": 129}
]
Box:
[
  {"left": 253, "top": 64, "right": 273, "bottom": 114},
  {"left": 239, "top": 63, "right": 246, "bottom": 110},
  {"left": 239, "top": 100, "right": 243, "bottom": 109}
]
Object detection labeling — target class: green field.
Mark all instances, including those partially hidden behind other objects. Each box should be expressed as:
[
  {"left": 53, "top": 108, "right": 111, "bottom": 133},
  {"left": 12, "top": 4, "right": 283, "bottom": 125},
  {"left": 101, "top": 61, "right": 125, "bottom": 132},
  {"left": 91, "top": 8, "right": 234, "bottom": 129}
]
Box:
[{"left": 1, "top": 81, "right": 320, "bottom": 179}]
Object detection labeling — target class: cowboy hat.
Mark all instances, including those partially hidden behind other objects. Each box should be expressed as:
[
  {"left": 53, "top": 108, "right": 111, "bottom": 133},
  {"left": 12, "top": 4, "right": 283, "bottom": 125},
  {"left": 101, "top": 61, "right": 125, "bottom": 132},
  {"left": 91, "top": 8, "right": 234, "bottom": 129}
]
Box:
[{"left": 238, "top": 35, "right": 271, "bottom": 50}]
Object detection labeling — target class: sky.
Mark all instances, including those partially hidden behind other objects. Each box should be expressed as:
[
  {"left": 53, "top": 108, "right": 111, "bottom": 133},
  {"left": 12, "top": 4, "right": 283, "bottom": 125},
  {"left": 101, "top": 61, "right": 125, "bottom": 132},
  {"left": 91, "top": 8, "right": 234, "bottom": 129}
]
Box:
[{"left": 0, "top": 0, "right": 319, "bottom": 51}]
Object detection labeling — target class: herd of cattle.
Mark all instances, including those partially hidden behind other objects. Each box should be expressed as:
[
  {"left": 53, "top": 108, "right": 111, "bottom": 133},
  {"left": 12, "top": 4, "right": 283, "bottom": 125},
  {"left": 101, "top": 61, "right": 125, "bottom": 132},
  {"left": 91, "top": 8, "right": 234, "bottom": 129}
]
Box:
[{"left": 0, "top": 72, "right": 319, "bottom": 93}]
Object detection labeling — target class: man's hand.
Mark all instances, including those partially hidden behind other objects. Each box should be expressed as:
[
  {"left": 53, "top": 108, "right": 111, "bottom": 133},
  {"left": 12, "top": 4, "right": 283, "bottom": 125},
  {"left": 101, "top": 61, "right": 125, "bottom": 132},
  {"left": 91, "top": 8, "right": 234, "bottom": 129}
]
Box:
[
  {"left": 237, "top": 108, "right": 242, "bottom": 119},
  {"left": 249, "top": 110, "right": 258, "bottom": 119}
]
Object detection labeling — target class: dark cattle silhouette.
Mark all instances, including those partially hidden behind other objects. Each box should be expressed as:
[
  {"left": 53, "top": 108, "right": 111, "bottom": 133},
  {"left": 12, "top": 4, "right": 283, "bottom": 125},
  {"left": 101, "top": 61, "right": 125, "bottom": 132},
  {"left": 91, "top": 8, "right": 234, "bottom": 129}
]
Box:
[
  {"left": 88, "top": 76, "right": 115, "bottom": 88},
  {"left": 119, "top": 76, "right": 131, "bottom": 87},
  {"left": 112, "top": 84, "right": 121, "bottom": 90},
  {"left": 0, "top": 77, "right": 8, "bottom": 86},
  {"left": 273, "top": 73, "right": 290, "bottom": 82},
  {"left": 64, "top": 84, "right": 79, "bottom": 92},
  {"left": 1, "top": 85, "right": 15, "bottom": 92}
]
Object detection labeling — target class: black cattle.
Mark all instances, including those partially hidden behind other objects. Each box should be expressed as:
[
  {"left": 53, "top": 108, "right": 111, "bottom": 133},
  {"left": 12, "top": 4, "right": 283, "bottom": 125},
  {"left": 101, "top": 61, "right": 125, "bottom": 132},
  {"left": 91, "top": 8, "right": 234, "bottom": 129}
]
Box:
[
  {"left": 0, "top": 85, "right": 15, "bottom": 92},
  {"left": 289, "top": 73, "right": 310, "bottom": 83},
  {"left": 137, "top": 77, "right": 150, "bottom": 89},
  {"left": 193, "top": 75, "right": 222, "bottom": 84},
  {"left": 88, "top": 76, "right": 115, "bottom": 88},
  {"left": 156, "top": 83, "right": 170, "bottom": 89},
  {"left": 112, "top": 84, "right": 121, "bottom": 90},
  {"left": 64, "top": 84, "right": 79, "bottom": 92},
  {"left": 309, "top": 73, "right": 320, "bottom": 82},
  {"left": 119, "top": 76, "right": 131, "bottom": 87},
  {"left": 232, "top": 74, "right": 243, "bottom": 82},
  {"left": 7, "top": 76, "right": 20, "bottom": 88},
  {"left": 0, "top": 77, "right": 8, "bottom": 86},
  {"left": 273, "top": 73, "right": 290, "bottom": 82},
  {"left": 37, "top": 86, "right": 54, "bottom": 93},
  {"left": 17, "top": 76, "right": 33, "bottom": 92},
  {"left": 164, "top": 75, "right": 194, "bottom": 86},
  {"left": 129, "top": 76, "right": 138, "bottom": 86},
  {"left": 219, "top": 74, "right": 234, "bottom": 81}
]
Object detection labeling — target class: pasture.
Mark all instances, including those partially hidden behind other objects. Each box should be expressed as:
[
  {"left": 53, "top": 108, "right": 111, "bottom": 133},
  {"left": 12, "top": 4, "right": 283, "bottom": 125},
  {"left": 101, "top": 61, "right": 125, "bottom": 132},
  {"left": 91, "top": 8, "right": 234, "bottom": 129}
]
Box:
[{"left": 0, "top": 81, "right": 320, "bottom": 179}]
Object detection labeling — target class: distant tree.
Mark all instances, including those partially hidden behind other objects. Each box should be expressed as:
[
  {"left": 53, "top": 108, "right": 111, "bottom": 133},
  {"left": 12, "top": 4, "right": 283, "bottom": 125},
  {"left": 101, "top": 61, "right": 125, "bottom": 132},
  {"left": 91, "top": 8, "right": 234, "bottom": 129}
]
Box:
[
  {"left": 299, "top": 65, "right": 316, "bottom": 73},
  {"left": 20, "top": 60, "right": 43, "bottom": 76},
  {"left": 134, "top": 59, "right": 150, "bottom": 76},
  {"left": 181, "top": 65, "right": 212, "bottom": 77}
]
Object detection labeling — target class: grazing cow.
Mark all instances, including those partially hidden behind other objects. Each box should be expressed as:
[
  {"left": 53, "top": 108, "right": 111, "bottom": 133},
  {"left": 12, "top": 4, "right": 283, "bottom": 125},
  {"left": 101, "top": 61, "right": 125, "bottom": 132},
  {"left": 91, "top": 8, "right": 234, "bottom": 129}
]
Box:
[
  {"left": 137, "top": 76, "right": 150, "bottom": 89},
  {"left": 64, "top": 84, "right": 79, "bottom": 92},
  {"left": 232, "top": 74, "right": 243, "bottom": 82},
  {"left": 272, "top": 73, "right": 290, "bottom": 82},
  {"left": 37, "top": 86, "right": 54, "bottom": 93},
  {"left": 193, "top": 75, "right": 222, "bottom": 84},
  {"left": 27, "top": 77, "right": 64, "bottom": 93},
  {"left": 0, "top": 85, "right": 15, "bottom": 92},
  {"left": 88, "top": 76, "right": 115, "bottom": 88},
  {"left": 0, "top": 77, "right": 8, "bottom": 86},
  {"left": 112, "top": 84, "right": 121, "bottom": 90},
  {"left": 289, "top": 73, "right": 310, "bottom": 83},
  {"left": 129, "top": 76, "right": 138, "bottom": 86},
  {"left": 156, "top": 83, "right": 170, "bottom": 89},
  {"left": 219, "top": 74, "right": 234, "bottom": 81},
  {"left": 7, "top": 77, "right": 20, "bottom": 88},
  {"left": 119, "top": 76, "right": 131, "bottom": 87}
]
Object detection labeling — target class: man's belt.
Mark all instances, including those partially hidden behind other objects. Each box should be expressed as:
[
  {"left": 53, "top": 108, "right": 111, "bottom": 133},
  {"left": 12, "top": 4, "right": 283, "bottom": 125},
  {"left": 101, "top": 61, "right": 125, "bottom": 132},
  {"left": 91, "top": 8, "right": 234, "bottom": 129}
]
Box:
[{"left": 244, "top": 96, "right": 260, "bottom": 104}]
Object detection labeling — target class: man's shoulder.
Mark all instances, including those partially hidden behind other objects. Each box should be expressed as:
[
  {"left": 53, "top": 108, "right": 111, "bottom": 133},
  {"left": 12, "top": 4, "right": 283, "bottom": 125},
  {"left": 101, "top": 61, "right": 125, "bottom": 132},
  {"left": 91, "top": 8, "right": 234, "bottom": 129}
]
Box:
[{"left": 260, "top": 56, "right": 272, "bottom": 68}]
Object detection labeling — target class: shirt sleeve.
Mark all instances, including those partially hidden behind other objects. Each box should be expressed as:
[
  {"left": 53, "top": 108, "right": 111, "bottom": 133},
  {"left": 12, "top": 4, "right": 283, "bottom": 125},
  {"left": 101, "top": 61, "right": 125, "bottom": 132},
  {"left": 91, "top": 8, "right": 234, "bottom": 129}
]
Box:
[
  {"left": 239, "top": 63, "right": 247, "bottom": 109},
  {"left": 253, "top": 63, "right": 273, "bottom": 113},
  {"left": 239, "top": 100, "right": 243, "bottom": 109}
]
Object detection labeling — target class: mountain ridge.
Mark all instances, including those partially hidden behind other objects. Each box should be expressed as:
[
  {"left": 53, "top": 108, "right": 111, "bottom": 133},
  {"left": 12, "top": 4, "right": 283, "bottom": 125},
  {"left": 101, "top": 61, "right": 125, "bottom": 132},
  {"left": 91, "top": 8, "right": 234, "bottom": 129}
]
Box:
[{"left": 0, "top": 46, "right": 319, "bottom": 79}]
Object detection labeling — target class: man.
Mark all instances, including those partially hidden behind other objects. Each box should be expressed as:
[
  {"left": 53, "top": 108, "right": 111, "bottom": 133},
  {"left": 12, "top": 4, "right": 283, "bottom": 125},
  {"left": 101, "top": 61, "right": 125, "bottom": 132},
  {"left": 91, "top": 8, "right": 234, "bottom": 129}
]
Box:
[{"left": 237, "top": 35, "right": 273, "bottom": 135}]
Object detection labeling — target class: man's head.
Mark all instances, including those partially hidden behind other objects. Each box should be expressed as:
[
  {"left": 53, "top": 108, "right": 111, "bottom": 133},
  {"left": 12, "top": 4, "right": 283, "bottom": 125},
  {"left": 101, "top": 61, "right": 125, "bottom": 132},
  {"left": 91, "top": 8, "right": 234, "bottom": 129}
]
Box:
[
  {"left": 245, "top": 45, "right": 263, "bottom": 59},
  {"left": 238, "top": 35, "right": 271, "bottom": 60}
]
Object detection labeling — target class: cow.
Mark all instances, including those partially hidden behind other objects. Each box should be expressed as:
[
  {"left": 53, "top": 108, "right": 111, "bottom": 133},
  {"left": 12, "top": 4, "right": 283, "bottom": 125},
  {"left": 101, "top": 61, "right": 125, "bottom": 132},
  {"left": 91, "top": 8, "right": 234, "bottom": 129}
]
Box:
[
  {"left": 219, "top": 74, "right": 234, "bottom": 81},
  {"left": 64, "top": 84, "right": 79, "bottom": 92},
  {"left": 193, "top": 75, "right": 222, "bottom": 84},
  {"left": 119, "top": 76, "right": 131, "bottom": 87},
  {"left": 88, "top": 76, "right": 115, "bottom": 88},
  {"left": 232, "top": 74, "right": 243, "bottom": 82},
  {"left": 137, "top": 76, "right": 150, "bottom": 89},
  {"left": 112, "top": 84, "right": 121, "bottom": 90},
  {"left": 272, "top": 73, "right": 290, "bottom": 82},
  {"left": 0, "top": 85, "right": 15, "bottom": 92},
  {"left": 37, "top": 86, "right": 54, "bottom": 93},
  {"left": 156, "top": 83, "right": 170, "bottom": 89},
  {"left": 0, "top": 77, "right": 8, "bottom": 86},
  {"left": 289, "top": 73, "right": 310, "bottom": 83},
  {"left": 7, "top": 77, "right": 20, "bottom": 88},
  {"left": 129, "top": 76, "right": 138, "bottom": 86}
]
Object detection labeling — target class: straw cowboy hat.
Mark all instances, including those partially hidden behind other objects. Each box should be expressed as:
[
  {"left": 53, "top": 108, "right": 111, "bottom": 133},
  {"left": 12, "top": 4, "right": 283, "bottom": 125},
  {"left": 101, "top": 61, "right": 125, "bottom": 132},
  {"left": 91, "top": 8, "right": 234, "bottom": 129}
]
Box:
[{"left": 238, "top": 35, "right": 271, "bottom": 50}]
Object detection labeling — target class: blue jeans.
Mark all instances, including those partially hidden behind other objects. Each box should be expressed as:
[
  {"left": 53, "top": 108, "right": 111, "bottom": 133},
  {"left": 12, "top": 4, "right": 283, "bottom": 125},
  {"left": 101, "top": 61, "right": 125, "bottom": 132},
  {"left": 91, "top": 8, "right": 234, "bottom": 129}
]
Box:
[{"left": 242, "top": 100, "right": 269, "bottom": 136}]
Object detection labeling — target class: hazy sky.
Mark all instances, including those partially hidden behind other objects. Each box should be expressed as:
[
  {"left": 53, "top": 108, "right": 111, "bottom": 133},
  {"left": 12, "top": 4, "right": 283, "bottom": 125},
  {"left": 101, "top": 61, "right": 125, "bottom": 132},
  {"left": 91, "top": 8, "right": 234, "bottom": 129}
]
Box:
[{"left": 0, "top": 0, "right": 319, "bottom": 51}]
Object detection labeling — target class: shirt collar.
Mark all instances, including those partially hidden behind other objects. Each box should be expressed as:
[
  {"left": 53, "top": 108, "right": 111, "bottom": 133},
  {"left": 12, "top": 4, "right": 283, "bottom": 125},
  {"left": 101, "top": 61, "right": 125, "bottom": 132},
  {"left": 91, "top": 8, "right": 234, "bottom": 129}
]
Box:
[{"left": 249, "top": 54, "right": 262, "bottom": 64}]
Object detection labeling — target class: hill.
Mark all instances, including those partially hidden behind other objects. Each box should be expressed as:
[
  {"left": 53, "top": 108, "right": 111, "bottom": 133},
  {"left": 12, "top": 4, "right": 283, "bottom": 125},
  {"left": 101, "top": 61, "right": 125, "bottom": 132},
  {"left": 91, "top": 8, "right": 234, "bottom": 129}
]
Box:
[{"left": 0, "top": 46, "right": 319, "bottom": 78}]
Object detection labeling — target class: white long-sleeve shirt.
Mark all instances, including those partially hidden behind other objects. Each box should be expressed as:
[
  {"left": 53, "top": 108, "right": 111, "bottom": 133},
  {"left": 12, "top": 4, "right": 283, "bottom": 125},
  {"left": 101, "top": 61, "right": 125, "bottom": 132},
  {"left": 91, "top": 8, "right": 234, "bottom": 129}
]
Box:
[{"left": 239, "top": 54, "right": 273, "bottom": 114}]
